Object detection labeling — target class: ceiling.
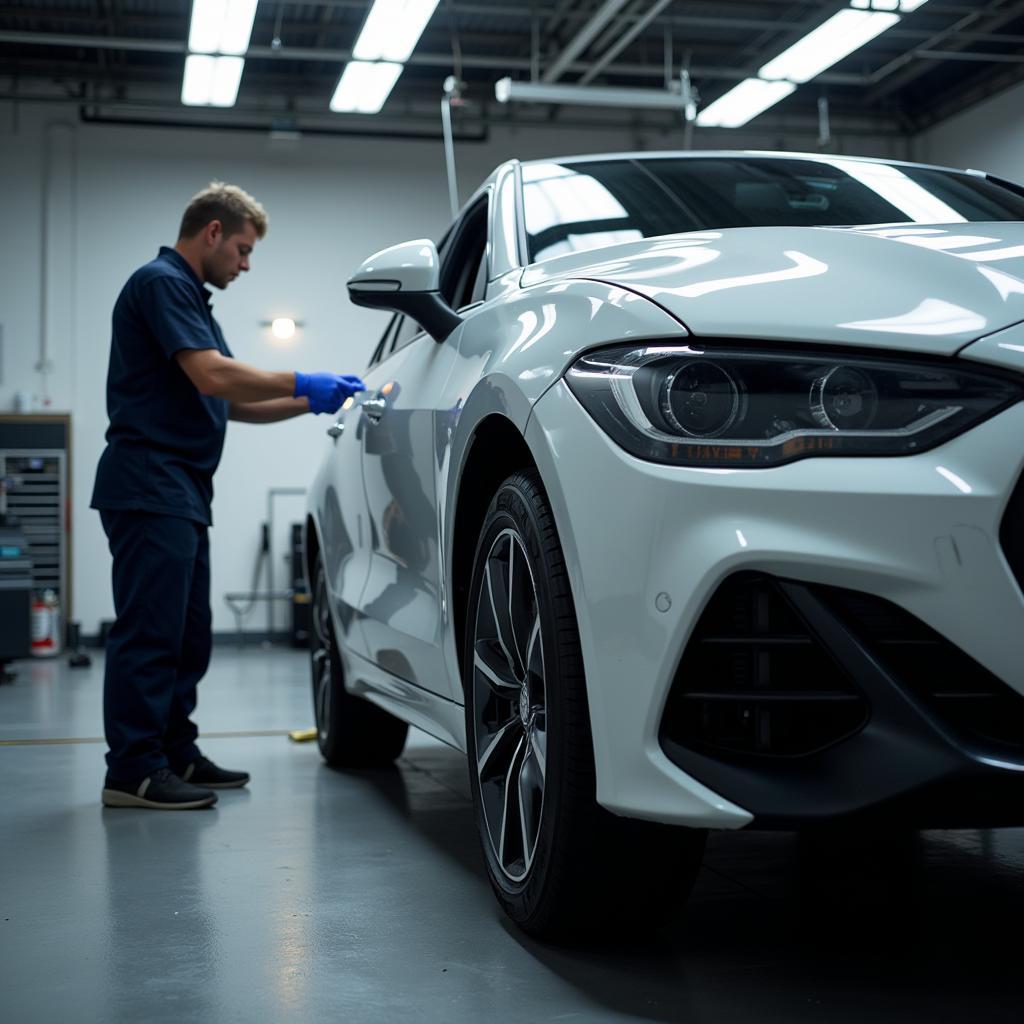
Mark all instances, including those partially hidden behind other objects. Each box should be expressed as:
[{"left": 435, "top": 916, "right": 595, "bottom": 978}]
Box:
[{"left": 2, "top": 0, "right": 1024, "bottom": 140}]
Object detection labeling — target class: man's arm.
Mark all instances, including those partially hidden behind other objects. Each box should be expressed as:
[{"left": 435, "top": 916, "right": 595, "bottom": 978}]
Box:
[
  {"left": 176, "top": 348, "right": 365, "bottom": 412},
  {"left": 229, "top": 398, "right": 310, "bottom": 424},
  {"left": 176, "top": 349, "right": 295, "bottom": 403}
]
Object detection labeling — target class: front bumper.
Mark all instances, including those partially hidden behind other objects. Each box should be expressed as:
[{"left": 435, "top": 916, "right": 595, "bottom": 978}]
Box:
[{"left": 525, "top": 379, "right": 1024, "bottom": 830}]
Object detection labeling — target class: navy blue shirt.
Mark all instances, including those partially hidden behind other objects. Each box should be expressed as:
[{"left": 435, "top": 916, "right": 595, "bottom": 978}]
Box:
[{"left": 91, "top": 247, "right": 233, "bottom": 526}]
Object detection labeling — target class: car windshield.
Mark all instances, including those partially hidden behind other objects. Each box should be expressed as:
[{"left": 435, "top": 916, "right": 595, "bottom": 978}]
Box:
[{"left": 522, "top": 156, "right": 1024, "bottom": 264}]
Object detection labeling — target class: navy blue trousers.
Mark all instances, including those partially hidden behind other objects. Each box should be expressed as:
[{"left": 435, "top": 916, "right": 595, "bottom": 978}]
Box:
[{"left": 100, "top": 510, "right": 211, "bottom": 782}]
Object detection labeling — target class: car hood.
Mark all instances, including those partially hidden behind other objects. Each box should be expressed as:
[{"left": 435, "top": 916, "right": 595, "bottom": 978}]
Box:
[{"left": 519, "top": 223, "right": 1024, "bottom": 356}]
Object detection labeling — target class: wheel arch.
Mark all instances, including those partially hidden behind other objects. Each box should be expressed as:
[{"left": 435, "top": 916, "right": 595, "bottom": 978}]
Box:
[
  {"left": 450, "top": 414, "right": 538, "bottom": 693},
  {"left": 303, "top": 513, "right": 322, "bottom": 599}
]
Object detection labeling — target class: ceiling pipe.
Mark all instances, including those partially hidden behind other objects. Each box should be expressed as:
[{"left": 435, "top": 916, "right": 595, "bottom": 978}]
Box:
[
  {"left": 0, "top": 30, "right": 867, "bottom": 84},
  {"left": 579, "top": 0, "right": 675, "bottom": 85},
  {"left": 541, "top": 0, "right": 631, "bottom": 82}
]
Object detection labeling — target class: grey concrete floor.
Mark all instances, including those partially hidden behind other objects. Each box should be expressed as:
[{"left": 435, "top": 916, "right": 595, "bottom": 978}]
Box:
[{"left": 1, "top": 647, "right": 1023, "bottom": 1023}]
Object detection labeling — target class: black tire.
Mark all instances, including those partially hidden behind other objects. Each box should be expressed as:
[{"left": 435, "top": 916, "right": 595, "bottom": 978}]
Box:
[
  {"left": 310, "top": 557, "right": 408, "bottom": 768},
  {"left": 464, "top": 469, "right": 707, "bottom": 938}
]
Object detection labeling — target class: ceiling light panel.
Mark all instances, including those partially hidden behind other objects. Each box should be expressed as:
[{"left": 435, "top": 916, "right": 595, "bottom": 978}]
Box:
[
  {"left": 352, "top": 0, "right": 442, "bottom": 63},
  {"left": 188, "top": 0, "right": 259, "bottom": 56},
  {"left": 330, "top": 61, "right": 404, "bottom": 113},
  {"left": 695, "top": 78, "right": 796, "bottom": 128},
  {"left": 759, "top": 9, "right": 900, "bottom": 84},
  {"left": 181, "top": 54, "right": 245, "bottom": 106},
  {"left": 853, "top": 0, "right": 930, "bottom": 10},
  {"left": 697, "top": 1, "right": 919, "bottom": 129}
]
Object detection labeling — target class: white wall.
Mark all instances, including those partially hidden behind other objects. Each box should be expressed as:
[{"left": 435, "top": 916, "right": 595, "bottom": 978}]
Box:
[
  {"left": 0, "top": 102, "right": 905, "bottom": 635},
  {"left": 917, "top": 79, "right": 1024, "bottom": 180}
]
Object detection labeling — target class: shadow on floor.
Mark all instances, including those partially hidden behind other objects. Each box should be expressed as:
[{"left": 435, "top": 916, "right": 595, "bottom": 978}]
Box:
[
  {"left": 330, "top": 742, "right": 1024, "bottom": 1022},
  {"left": 509, "top": 827, "right": 1024, "bottom": 1022},
  {"left": 317, "top": 752, "right": 484, "bottom": 881}
]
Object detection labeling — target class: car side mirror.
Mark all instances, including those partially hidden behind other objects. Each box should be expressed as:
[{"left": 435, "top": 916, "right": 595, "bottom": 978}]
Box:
[{"left": 347, "top": 239, "right": 462, "bottom": 343}]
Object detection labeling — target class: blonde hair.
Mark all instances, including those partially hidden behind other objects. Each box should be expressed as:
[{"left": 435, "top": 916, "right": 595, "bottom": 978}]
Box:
[{"left": 178, "top": 181, "right": 268, "bottom": 240}]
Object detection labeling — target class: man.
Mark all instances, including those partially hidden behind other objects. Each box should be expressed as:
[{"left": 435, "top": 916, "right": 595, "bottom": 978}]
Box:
[{"left": 92, "top": 182, "right": 364, "bottom": 810}]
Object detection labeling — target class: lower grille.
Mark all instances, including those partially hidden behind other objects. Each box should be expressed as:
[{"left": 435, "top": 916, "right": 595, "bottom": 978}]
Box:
[
  {"left": 824, "top": 588, "right": 1024, "bottom": 753},
  {"left": 1000, "top": 470, "right": 1024, "bottom": 595},
  {"left": 661, "top": 574, "right": 869, "bottom": 758}
]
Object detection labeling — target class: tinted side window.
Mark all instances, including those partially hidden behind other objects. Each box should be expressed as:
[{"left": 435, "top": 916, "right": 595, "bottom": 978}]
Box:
[
  {"left": 368, "top": 314, "right": 400, "bottom": 367},
  {"left": 470, "top": 247, "right": 489, "bottom": 304},
  {"left": 440, "top": 196, "right": 489, "bottom": 311},
  {"left": 392, "top": 315, "right": 424, "bottom": 353}
]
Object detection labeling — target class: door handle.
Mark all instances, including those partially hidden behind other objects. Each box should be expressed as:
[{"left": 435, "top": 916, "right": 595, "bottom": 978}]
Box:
[
  {"left": 326, "top": 421, "right": 344, "bottom": 439},
  {"left": 362, "top": 396, "right": 387, "bottom": 424}
]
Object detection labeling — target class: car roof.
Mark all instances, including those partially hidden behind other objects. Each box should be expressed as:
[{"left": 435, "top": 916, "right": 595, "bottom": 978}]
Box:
[{"left": 517, "top": 149, "right": 983, "bottom": 179}]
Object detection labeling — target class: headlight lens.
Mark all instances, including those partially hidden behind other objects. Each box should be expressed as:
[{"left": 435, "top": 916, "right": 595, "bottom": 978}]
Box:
[{"left": 566, "top": 344, "right": 1022, "bottom": 468}]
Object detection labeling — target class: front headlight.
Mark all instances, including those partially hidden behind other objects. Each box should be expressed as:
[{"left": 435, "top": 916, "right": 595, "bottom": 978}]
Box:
[{"left": 565, "top": 343, "right": 1022, "bottom": 468}]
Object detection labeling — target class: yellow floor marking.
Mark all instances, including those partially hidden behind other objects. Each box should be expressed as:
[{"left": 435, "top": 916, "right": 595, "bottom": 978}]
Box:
[{"left": 0, "top": 729, "right": 293, "bottom": 747}]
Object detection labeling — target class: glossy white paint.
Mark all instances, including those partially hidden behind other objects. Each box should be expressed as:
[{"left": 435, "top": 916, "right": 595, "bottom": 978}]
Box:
[
  {"left": 358, "top": 333, "right": 463, "bottom": 700},
  {"left": 527, "top": 383, "right": 1024, "bottom": 823},
  {"left": 348, "top": 238, "right": 441, "bottom": 294},
  {"left": 308, "top": 150, "right": 1024, "bottom": 829},
  {"left": 521, "top": 223, "right": 1024, "bottom": 354},
  {"left": 962, "top": 321, "right": 1024, "bottom": 374}
]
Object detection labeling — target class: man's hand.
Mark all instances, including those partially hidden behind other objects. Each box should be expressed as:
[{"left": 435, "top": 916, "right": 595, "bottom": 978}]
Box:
[{"left": 294, "top": 372, "right": 367, "bottom": 415}]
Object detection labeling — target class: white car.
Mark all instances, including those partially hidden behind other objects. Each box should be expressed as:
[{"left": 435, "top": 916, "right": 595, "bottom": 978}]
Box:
[{"left": 305, "top": 151, "right": 1024, "bottom": 936}]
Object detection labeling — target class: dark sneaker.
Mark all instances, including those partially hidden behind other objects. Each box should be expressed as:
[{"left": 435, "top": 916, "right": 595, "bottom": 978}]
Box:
[
  {"left": 102, "top": 768, "right": 217, "bottom": 810},
  {"left": 182, "top": 756, "right": 250, "bottom": 789}
]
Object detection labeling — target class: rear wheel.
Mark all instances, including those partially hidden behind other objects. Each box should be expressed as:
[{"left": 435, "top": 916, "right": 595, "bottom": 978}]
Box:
[
  {"left": 464, "top": 469, "right": 707, "bottom": 937},
  {"left": 310, "top": 557, "right": 408, "bottom": 767}
]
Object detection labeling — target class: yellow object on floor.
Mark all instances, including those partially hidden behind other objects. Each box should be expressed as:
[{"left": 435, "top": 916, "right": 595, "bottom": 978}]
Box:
[{"left": 288, "top": 728, "right": 318, "bottom": 742}]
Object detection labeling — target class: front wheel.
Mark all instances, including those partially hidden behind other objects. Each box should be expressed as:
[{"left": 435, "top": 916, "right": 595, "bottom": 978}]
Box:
[
  {"left": 464, "top": 469, "right": 706, "bottom": 938},
  {"left": 310, "top": 556, "right": 408, "bottom": 767}
]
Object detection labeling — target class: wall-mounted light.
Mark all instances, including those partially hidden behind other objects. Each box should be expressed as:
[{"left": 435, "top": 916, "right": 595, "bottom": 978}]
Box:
[{"left": 260, "top": 316, "right": 304, "bottom": 341}]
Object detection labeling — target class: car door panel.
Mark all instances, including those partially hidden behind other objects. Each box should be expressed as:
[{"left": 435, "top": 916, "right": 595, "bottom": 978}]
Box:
[
  {"left": 357, "top": 335, "right": 461, "bottom": 699},
  {"left": 317, "top": 399, "right": 372, "bottom": 657}
]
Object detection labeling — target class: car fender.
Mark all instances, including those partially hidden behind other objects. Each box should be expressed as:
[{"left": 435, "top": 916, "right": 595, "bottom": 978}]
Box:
[
  {"left": 437, "top": 279, "right": 684, "bottom": 708},
  {"left": 442, "top": 277, "right": 685, "bottom": 549}
]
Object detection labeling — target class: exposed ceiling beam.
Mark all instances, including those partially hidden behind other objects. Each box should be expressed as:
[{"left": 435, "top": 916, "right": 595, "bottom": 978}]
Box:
[
  {"left": 866, "top": 0, "right": 1024, "bottom": 101},
  {"left": 282, "top": 0, "right": 1002, "bottom": 14},
  {"left": 3, "top": 5, "right": 1022, "bottom": 46},
  {"left": 914, "top": 48, "right": 1024, "bottom": 62},
  {"left": 542, "top": 0, "right": 631, "bottom": 82},
  {"left": 0, "top": 31, "right": 868, "bottom": 84},
  {"left": 578, "top": 0, "right": 674, "bottom": 85},
  {"left": 588, "top": 0, "right": 645, "bottom": 57},
  {"left": 0, "top": 86, "right": 908, "bottom": 137},
  {"left": 910, "top": 55, "right": 1024, "bottom": 129}
]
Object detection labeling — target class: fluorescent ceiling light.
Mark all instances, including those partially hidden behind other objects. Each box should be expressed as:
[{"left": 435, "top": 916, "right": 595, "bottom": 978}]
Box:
[
  {"left": 330, "top": 61, "right": 404, "bottom": 113},
  {"left": 699, "top": 3, "right": 913, "bottom": 128},
  {"left": 352, "top": 0, "right": 441, "bottom": 63},
  {"left": 696, "top": 78, "right": 796, "bottom": 128},
  {"left": 759, "top": 9, "right": 900, "bottom": 84},
  {"left": 182, "top": 54, "right": 245, "bottom": 106},
  {"left": 188, "top": 0, "right": 259, "bottom": 55},
  {"left": 853, "top": 0, "right": 929, "bottom": 10}
]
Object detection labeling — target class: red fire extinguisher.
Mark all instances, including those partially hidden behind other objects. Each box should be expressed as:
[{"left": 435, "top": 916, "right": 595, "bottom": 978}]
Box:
[{"left": 31, "top": 589, "right": 62, "bottom": 657}]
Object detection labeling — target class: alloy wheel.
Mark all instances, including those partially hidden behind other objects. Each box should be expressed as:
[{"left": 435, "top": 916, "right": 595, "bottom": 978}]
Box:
[
  {"left": 312, "top": 566, "right": 333, "bottom": 743},
  {"left": 471, "top": 528, "right": 548, "bottom": 883}
]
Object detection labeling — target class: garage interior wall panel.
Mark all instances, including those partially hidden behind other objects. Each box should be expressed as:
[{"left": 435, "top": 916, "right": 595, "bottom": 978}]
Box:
[
  {"left": 0, "top": 102, "right": 924, "bottom": 635},
  {"left": 917, "top": 79, "right": 1024, "bottom": 181}
]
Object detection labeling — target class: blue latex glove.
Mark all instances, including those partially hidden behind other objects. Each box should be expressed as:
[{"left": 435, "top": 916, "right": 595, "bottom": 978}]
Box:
[{"left": 294, "top": 372, "right": 366, "bottom": 414}]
